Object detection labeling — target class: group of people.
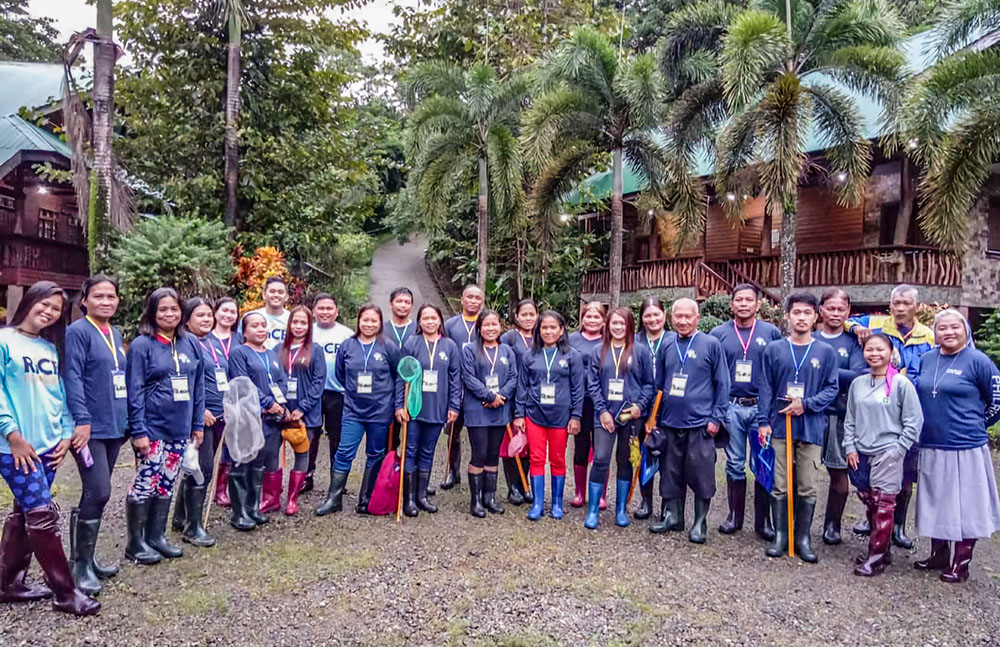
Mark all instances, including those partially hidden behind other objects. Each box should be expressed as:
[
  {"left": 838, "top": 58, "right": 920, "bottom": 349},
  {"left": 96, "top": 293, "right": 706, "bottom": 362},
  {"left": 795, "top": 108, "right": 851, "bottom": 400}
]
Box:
[{"left": 1, "top": 275, "right": 998, "bottom": 618}]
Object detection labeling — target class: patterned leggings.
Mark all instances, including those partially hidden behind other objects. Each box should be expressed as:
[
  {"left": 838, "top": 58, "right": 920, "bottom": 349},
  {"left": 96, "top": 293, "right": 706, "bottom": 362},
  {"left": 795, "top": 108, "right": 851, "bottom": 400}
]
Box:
[
  {"left": 128, "top": 439, "right": 187, "bottom": 501},
  {"left": 0, "top": 449, "right": 57, "bottom": 509}
]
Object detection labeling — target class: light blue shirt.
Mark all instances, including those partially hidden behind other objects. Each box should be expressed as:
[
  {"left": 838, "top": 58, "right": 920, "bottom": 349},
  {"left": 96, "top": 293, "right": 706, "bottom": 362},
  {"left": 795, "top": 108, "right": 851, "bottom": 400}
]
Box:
[{"left": 312, "top": 322, "right": 354, "bottom": 392}]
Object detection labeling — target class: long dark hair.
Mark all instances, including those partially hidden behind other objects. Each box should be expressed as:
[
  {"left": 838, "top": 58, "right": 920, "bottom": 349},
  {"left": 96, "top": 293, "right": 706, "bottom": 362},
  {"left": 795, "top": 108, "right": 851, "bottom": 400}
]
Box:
[
  {"left": 532, "top": 310, "right": 570, "bottom": 353},
  {"left": 475, "top": 309, "right": 502, "bottom": 357},
  {"left": 600, "top": 307, "right": 636, "bottom": 368},
  {"left": 638, "top": 296, "right": 666, "bottom": 336},
  {"left": 414, "top": 303, "right": 445, "bottom": 336},
  {"left": 213, "top": 297, "right": 239, "bottom": 333},
  {"left": 280, "top": 305, "right": 314, "bottom": 370},
  {"left": 138, "top": 287, "right": 184, "bottom": 338},
  {"left": 352, "top": 303, "right": 384, "bottom": 341},
  {"left": 181, "top": 296, "right": 213, "bottom": 334},
  {"left": 512, "top": 299, "right": 537, "bottom": 333},
  {"left": 78, "top": 274, "right": 119, "bottom": 316},
  {"left": 9, "top": 280, "right": 69, "bottom": 363}
]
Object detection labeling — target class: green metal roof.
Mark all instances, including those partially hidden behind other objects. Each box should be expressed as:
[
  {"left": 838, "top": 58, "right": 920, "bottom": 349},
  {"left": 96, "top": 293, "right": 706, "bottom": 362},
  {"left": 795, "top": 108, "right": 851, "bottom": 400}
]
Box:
[
  {"left": 0, "top": 114, "right": 71, "bottom": 169},
  {"left": 0, "top": 62, "right": 65, "bottom": 116}
]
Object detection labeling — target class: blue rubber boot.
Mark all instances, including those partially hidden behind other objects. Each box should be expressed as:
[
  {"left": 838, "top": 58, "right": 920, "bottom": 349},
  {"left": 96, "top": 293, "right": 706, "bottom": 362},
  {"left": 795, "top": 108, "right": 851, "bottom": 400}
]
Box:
[
  {"left": 550, "top": 475, "right": 566, "bottom": 519},
  {"left": 584, "top": 481, "right": 603, "bottom": 529},
  {"left": 527, "top": 476, "right": 545, "bottom": 521},
  {"left": 615, "top": 479, "right": 632, "bottom": 527}
]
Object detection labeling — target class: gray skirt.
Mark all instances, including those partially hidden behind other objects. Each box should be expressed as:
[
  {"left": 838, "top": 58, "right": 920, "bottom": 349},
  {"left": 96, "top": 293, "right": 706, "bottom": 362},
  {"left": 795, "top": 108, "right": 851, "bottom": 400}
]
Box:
[
  {"left": 916, "top": 445, "right": 1000, "bottom": 541},
  {"left": 822, "top": 414, "right": 847, "bottom": 470}
]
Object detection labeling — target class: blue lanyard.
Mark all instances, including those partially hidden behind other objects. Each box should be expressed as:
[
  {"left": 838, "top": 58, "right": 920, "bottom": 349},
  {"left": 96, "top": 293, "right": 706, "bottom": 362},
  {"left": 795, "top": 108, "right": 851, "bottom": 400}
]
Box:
[
  {"left": 542, "top": 347, "right": 558, "bottom": 382},
  {"left": 358, "top": 339, "right": 376, "bottom": 371},
  {"left": 787, "top": 339, "right": 814, "bottom": 382},
  {"left": 253, "top": 349, "right": 274, "bottom": 384},
  {"left": 674, "top": 332, "right": 698, "bottom": 372},
  {"left": 390, "top": 322, "right": 410, "bottom": 346}
]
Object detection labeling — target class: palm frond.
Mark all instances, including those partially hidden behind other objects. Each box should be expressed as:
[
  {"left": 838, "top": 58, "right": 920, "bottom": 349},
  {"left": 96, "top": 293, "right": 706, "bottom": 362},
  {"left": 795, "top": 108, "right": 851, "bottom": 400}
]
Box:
[
  {"left": 487, "top": 124, "right": 524, "bottom": 225},
  {"left": 529, "top": 142, "right": 597, "bottom": 247},
  {"left": 812, "top": 45, "right": 907, "bottom": 133},
  {"left": 520, "top": 87, "right": 602, "bottom": 170},
  {"left": 720, "top": 9, "right": 788, "bottom": 110},
  {"left": 407, "top": 95, "right": 468, "bottom": 154},
  {"left": 715, "top": 103, "right": 763, "bottom": 219},
  {"left": 804, "top": 81, "right": 871, "bottom": 205},
  {"left": 411, "top": 129, "right": 476, "bottom": 222},
  {"left": 932, "top": 0, "right": 1000, "bottom": 55},
  {"left": 61, "top": 70, "right": 92, "bottom": 226},
  {"left": 466, "top": 63, "right": 499, "bottom": 124},
  {"left": 666, "top": 79, "right": 727, "bottom": 152},
  {"left": 615, "top": 53, "right": 663, "bottom": 130},
  {"left": 538, "top": 27, "right": 617, "bottom": 109},
  {"left": 756, "top": 73, "right": 809, "bottom": 214},
  {"left": 805, "top": 0, "right": 903, "bottom": 56},
  {"left": 401, "top": 60, "right": 466, "bottom": 108},
  {"left": 658, "top": 0, "right": 737, "bottom": 93}
]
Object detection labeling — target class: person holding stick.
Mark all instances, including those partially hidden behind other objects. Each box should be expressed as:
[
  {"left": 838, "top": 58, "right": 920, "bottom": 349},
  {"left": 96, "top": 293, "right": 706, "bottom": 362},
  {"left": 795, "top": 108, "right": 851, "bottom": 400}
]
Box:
[
  {"left": 568, "top": 302, "right": 607, "bottom": 511},
  {"left": 499, "top": 298, "right": 537, "bottom": 505},
  {"left": 209, "top": 297, "right": 240, "bottom": 506},
  {"left": 585, "top": 308, "right": 654, "bottom": 529},
  {"left": 634, "top": 297, "right": 669, "bottom": 519},
  {"left": 757, "top": 293, "right": 839, "bottom": 562},
  {"left": 397, "top": 304, "right": 461, "bottom": 517},
  {"left": 440, "top": 285, "right": 484, "bottom": 491},
  {"left": 462, "top": 310, "right": 519, "bottom": 517}
]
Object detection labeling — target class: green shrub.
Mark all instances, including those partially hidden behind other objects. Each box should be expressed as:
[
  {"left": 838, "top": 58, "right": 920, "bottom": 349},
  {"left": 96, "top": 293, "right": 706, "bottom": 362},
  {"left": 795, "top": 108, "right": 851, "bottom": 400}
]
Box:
[{"left": 974, "top": 309, "right": 1000, "bottom": 368}]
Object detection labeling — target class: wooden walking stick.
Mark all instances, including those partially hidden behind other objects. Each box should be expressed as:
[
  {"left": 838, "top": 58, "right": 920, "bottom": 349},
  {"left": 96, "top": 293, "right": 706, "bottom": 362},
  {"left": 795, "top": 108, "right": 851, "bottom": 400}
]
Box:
[
  {"left": 443, "top": 419, "right": 457, "bottom": 482},
  {"left": 505, "top": 424, "right": 530, "bottom": 494},
  {"left": 202, "top": 436, "right": 227, "bottom": 527},
  {"left": 785, "top": 412, "right": 795, "bottom": 558},
  {"left": 397, "top": 383, "right": 411, "bottom": 523}
]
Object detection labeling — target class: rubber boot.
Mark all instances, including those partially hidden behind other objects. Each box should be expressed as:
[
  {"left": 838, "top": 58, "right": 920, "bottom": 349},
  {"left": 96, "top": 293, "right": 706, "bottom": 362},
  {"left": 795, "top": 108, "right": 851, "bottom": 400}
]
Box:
[
  {"left": 754, "top": 482, "right": 775, "bottom": 542},
  {"left": 469, "top": 472, "right": 486, "bottom": 518},
  {"left": 650, "top": 498, "right": 684, "bottom": 534},
  {"left": 718, "top": 478, "right": 746, "bottom": 534},
  {"left": 146, "top": 497, "right": 183, "bottom": 559},
  {"left": 822, "top": 471, "right": 849, "bottom": 545},
  {"left": 765, "top": 497, "right": 788, "bottom": 558},
  {"left": 571, "top": 464, "right": 588, "bottom": 507},
  {"left": 303, "top": 431, "right": 321, "bottom": 494},
  {"left": 215, "top": 462, "right": 231, "bottom": 507},
  {"left": 403, "top": 472, "right": 419, "bottom": 518},
  {"left": 482, "top": 471, "right": 504, "bottom": 514},
  {"left": 855, "top": 489, "right": 894, "bottom": 577},
  {"left": 91, "top": 546, "right": 118, "bottom": 580},
  {"left": 892, "top": 487, "right": 914, "bottom": 549},
  {"left": 940, "top": 539, "right": 976, "bottom": 584},
  {"left": 550, "top": 475, "right": 566, "bottom": 519},
  {"left": 853, "top": 490, "right": 872, "bottom": 536},
  {"left": 315, "top": 469, "right": 349, "bottom": 516},
  {"left": 503, "top": 458, "right": 525, "bottom": 505},
  {"left": 171, "top": 478, "right": 187, "bottom": 532},
  {"left": 69, "top": 509, "right": 102, "bottom": 597},
  {"left": 355, "top": 463, "right": 378, "bottom": 514},
  {"left": 0, "top": 504, "right": 52, "bottom": 602},
  {"left": 793, "top": 496, "right": 818, "bottom": 563},
  {"left": 24, "top": 506, "right": 100, "bottom": 616},
  {"left": 520, "top": 456, "right": 534, "bottom": 503},
  {"left": 615, "top": 479, "right": 631, "bottom": 528},
  {"left": 124, "top": 497, "right": 163, "bottom": 565},
  {"left": 416, "top": 470, "right": 438, "bottom": 513},
  {"left": 247, "top": 466, "right": 269, "bottom": 525},
  {"left": 689, "top": 497, "right": 710, "bottom": 544},
  {"left": 228, "top": 465, "right": 256, "bottom": 531},
  {"left": 440, "top": 434, "right": 462, "bottom": 490},
  {"left": 181, "top": 485, "right": 216, "bottom": 547},
  {"left": 634, "top": 480, "right": 653, "bottom": 520},
  {"left": 599, "top": 474, "right": 608, "bottom": 510},
  {"left": 584, "top": 482, "right": 603, "bottom": 529},
  {"left": 284, "top": 470, "right": 307, "bottom": 516},
  {"left": 915, "top": 539, "right": 952, "bottom": 571},
  {"left": 259, "top": 469, "right": 283, "bottom": 514},
  {"left": 527, "top": 476, "right": 545, "bottom": 521}
]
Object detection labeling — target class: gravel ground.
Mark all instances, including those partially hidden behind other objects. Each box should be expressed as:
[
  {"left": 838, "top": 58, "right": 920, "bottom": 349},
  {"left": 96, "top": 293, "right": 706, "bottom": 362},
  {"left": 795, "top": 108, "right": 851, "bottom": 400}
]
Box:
[{"left": 1, "top": 442, "right": 998, "bottom": 647}]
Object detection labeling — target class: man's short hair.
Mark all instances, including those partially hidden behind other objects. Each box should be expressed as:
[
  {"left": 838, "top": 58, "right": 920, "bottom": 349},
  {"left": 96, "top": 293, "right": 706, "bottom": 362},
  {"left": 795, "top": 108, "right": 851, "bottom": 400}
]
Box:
[
  {"left": 890, "top": 284, "right": 918, "bottom": 302},
  {"left": 785, "top": 292, "right": 818, "bottom": 312}
]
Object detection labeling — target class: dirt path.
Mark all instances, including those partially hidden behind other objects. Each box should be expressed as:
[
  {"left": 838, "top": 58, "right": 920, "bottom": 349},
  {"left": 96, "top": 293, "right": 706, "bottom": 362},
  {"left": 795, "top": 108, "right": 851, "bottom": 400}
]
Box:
[{"left": 369, "top": 235, "right": 447, "bottom": 315}]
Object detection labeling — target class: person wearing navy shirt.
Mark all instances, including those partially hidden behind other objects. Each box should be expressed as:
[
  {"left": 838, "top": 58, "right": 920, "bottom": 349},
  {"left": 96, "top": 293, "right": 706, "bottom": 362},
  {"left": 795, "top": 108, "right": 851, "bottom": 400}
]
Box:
[
  {"left": 208, "top": 297, "right": 240, "bottom": 507},
  {"left": 463, "top": 310, "right": 519, "bottom": 517},
  {"left": 125, "top": 287, "right": 206, "bottom": 565},
  {"left": 440, "top": 284, "right": 484, "bottom": 491},
  {"left": 513, "top": 310, "right": 584, "bottom": 521},
  {"left": 815, "top": 288, "right": 865, "bottom": 546},
  {"left": 397, "top": 304, "right": 461, "bottom": 517},
  {"left": 323, "top": 304, "right": 402, "bottom": 515},
  {"left": 387, "top": 287, "right": 415, "bottom": 349},
  {"left": 228, "top": 312, "right": 289, "bottom": 531},
  {"left": 498, "top": 298, "right": 536, "bottom": 505},
  {"left": 634, "top": 296, "right": 670, "bottom": 520},
  {"left": 64, "top": 275, "right": 129, "bottom": 596},
  {"left": 568, "top": 302, "right": 606, "bottom": 511},
  {"left": 650, "top": 299, "right": 729, "bottom": 544},
  {"left": 278, "top": 306, "right": 326, "bottom": 516},
  {"left": 584, "top": 308, "right": 654, "bottom": 530},
  {"left": 913, "top": 309, "right": 1000, "bottom": 584},
  {"left": 710, "top": 284, "right": 782, "bottom": 541},
  {"left": 757, "top": 293, "right": 839, "bottom": 562}
]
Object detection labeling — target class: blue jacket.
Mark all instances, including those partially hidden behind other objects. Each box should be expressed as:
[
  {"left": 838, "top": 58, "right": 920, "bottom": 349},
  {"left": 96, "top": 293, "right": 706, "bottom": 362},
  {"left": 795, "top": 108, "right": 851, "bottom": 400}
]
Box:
[
  {"left": 286, "top": 343, "right": 327, "bottom": 429},
  {"left": 64, "top": 318, "right": 128, "bottom": 439},
  {"left": 709, "top": 319, "right": 783, "bottom": 399},
  {"left": 229, "top": 344, "right": 288, "bottom": 436},
  {"left": 656, "top": 332, "right": 730, "bottom": 429},
  {"left": 500, "top": 329, "right": 533, "bottom": 356},
  {"left": 757, "top": 338, "right": 840, "bottom": 445},
  {"left": 569, "top": 332, "right": 603, "bottom": 403},
  {"left": 195, "top": 334, "right": 230, "bottom": 419},
  {"left": 336, "top": 337, "right": 400, "bottom": 425},
  {"left": 815, "top": 331, "right": 866, "bottom": 415},
  {"left": 514, "top": 345, "right": 585, "bottom": 428},
  {"left": 397, "top": 335, "right": 462, "bottom": 425},
  {"left": 386, "top": 321, "right": 415, "bottom": 349},
  {"left": 635, "top": 330, "right": 671, "bottom": 381},
  {"left": 444, "top": 314, "right": 479, "bottom": 348},
  {"left": 587, "top": 343, "right": 655, "bottom": 426},
  {"left": 126, "top": 334, "right": 205, "bottom": 442},
  {"left": 846, "top": 314, "right": 933, "bottom": 378},
  {"left": 916, "top": 347, "right": 1000, "bottom": 450},
  {"left": 461, "top": 343, "right": 518, "bottom": 427}
]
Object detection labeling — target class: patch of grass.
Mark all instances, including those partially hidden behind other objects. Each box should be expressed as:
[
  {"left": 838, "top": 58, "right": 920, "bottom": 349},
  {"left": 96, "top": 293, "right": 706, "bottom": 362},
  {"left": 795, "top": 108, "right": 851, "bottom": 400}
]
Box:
[
  {"left": 0, "top": 482, "right": 11, "bottom": 508},
  {"left": 175, "top": 588, "right": 230, "bottom": 616},
  {"left": 445, "top": 617, "right": 470, "bottom": 646},
  {"left": 476, "top": 631, "right": 561, "bottom": 647},
  {"left": 248, "top": 540, "right": 377, "bottom": 593}
]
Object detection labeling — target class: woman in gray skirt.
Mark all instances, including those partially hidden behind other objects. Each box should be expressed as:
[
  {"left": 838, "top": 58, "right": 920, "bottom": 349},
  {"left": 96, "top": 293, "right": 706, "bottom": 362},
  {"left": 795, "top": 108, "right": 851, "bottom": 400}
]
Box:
[{"left": 914, "top": 309, "right": 1000, "bottom": 583}]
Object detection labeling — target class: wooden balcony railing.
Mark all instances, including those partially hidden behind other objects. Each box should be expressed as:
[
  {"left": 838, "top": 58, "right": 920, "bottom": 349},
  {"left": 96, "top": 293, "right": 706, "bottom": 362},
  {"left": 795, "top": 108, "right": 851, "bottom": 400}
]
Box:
[{"left": 1, "top": 234, "right": 89, "bottom": 289}]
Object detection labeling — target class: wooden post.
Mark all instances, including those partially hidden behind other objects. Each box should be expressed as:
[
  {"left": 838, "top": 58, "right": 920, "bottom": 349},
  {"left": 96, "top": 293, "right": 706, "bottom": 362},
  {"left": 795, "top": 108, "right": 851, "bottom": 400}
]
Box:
[
  {"left": 397, "top": 384, "right": 410, "bottom": 523},
  {"left": 785, "top": 412, "right": 795, "bottom": 558}
]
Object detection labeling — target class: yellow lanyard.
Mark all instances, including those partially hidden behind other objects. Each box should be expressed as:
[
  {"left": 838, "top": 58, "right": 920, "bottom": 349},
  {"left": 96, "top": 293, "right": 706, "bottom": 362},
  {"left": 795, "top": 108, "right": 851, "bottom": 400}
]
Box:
[
  {"left": 611, "top": 344, "right": 624, "bottom": 379},
  {"left": 424, "top": 336, "right": 439, "bottom": 370},
  {"left": 157, "top": 334, "right": 180, "bottom": 375},
  {"left": 86, "top": 316, "right": 119, "bottom": 371}
]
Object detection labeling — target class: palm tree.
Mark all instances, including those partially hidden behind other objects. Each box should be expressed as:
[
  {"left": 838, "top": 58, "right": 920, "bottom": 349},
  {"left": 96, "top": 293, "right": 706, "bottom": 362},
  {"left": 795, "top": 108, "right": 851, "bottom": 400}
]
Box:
[
  {"left": 670, "top": 0, "right": 907, "bottom": 297},
  {"left": 218, "top": 0, "right": 249, "bottom": 230},
  {"left": 523, "top": 27, "right": 667, "bottom": 307},
  {"left": 92, "top": 0, "right": 114, "bottom": 229},
  {"left": 903, "top": 0, "right": 1000, "bottom": 248},
  {"left": 403, "top": 62, "right": 527, "bottom": 287}
]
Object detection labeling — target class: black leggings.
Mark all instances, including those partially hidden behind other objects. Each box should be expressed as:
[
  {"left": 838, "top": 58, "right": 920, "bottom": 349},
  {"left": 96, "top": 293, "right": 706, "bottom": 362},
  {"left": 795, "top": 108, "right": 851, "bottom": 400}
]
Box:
[
  {"left": 573, "top": 398, "right": 595, "bottom": 466},
  {"left": 74, "top": 437, "right": 126, "bottom": 520},
  {"left": 468, "top": 425, "right": 505, "bottom": 469},
  {"left": 195, "top": 419, "right": 224, "bottom": 484},
  {"left": 308, "top": 391, "right": 344, "bottom": 475},
  {"left": 590, "top": 421, "right": 634, "bottom": 484},
  {"left": 251, "top": 431, "right": 282, "bottom": 471}
]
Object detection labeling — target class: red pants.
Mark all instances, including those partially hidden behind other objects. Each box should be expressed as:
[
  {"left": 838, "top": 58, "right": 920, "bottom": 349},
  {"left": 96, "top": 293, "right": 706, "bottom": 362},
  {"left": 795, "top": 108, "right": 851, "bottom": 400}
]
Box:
[{"left": 525, "top": 417, "right": 568, "bottom": 477}]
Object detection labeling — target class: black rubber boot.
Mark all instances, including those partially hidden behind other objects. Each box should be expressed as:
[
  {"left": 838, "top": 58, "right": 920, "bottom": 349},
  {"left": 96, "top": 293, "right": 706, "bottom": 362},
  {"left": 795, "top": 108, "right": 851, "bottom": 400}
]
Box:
[
  {"left": 416, "top": 470, "right": 438, "bottom": 513},
  {"left": 822, "top": 470, "right": 849, "bottom": 545},
  {"left": 689, "top": 497, "right": 711, "bottom": 544},
  {"left": 794, "top": 496, "right": 818, "bottom": 563},
  {"left": 634, "top": 481, "right": 653, "bottom": 520},
  {"left": 754, "top": 481, "right": 775, "bottom": 542},
  {"left": 520, "top": 456, "right": 534, "bottom": 503},
  {"left": 650, "top": 497, "right": 684, "bottom": 534},
  {"left": 181, "top": 485, "right": 216, "bottom": 547},
  {"left": 765, "top": 496, "right": 788, "bottom": 558},
  {"left": 482, "top": 471, "right": 505, "bottom": 514},
  {"left": 892, "top": 487, "right": 914, "bottom": 549},
  {"left": 171, "top": 478, "right": 186, "bottom": 532},
  {"left": 468, "top": 472, "right": 486, "bottom": 518},
  {"left": 228, "top": 465, "right": 256, "bottom": 531},
  {"left": 402, "top": 472, "right": 419, "bottom": 517},
  {"left": 355, "top": 464, "right": 377, "bottom": 515},
  {"left": 315, "top": 469, "right": 349, "bottom": 516},
  {"left": 145, "top": 497, "right": 183, "bottom": 559},
  {"left": 718, "top": 478, "right": 745, "bottom": 534},
  {"left": 440, "top": 440, "right": 461, "bottom": 491},
  {"left": 502, "top": 457, "right": 525, "bottom": 505},
  {"left": 123, "top": 497, "right": 162, "bottom": 565},
  {"left": 247, "top": 466, "right": 269, "bottom": 525},
  {"left": 69, "top": 509, "right": 103, "bottom": 597}
]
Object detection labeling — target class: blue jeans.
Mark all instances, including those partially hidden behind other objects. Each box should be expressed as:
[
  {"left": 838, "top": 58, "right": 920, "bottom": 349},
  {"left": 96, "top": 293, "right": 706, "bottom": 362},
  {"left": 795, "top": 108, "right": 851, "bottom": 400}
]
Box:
[
  {"left": 405, "top": 420, "right": 443, "bottom": 474},
  {"left": 724, "top": 402, "right": 759, "bottom": 481},
  {"left": 334, "top": 418, "right": 388, "bottom": 472}
]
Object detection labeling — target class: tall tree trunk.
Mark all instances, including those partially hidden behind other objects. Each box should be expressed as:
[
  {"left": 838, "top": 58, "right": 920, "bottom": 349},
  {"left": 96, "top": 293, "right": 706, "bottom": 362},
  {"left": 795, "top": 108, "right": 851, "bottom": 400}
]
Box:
[
  {"left": 779, "top": 196, "right": 796, "bottom": 299},
  {"left": 92, "top": 0, "right": 114, "bottom": 265},
  {"left": 477, "top": 155, "right": 489, "bottom": 287},
  {"left": 894, "top": 157, "right": 914, "bottom": 246},
  {"left": 224, "top": 13, "right": 241, "bottom": 230},
  {"left": 609, "top": 147, "right": 624, "bottom": 308}
]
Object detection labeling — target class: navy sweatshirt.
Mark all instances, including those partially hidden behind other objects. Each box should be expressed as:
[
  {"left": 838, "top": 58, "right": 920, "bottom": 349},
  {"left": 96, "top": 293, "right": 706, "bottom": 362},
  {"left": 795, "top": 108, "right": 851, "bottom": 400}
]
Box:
[
  {"left": 444, "top": 314, "right": 480, "bottom": 349},
  {"left": 514, "top": 345, "right": 584, "bottom": 428},
  {"left": 126, "top": 334, "right": 205, "bottom": 442},
  {"left": 709, "top": 319, "right": 783, "bottom": 399},
  {"left": 386, "top": 321, "right": 415, "bottom": 349},
  {"left": 916, "top": 347, "right": 1000, "bottom": 450},
  {"left": 64, "top": 318, "right": 129, "bottom": 439},
  {"left": 194, "top": 334, "right": 230, "bottom": 419},
  {"left": 461, "top": 343, "right": 518, "bottom": 427},
  {"left": 656, "top": 331, "right": 730, "bottom": 429},
  {"left": 757, "top": 338, "right": 840, "bottom": 445},
  {"left": 635, "top": 330, "right": 672, "bottom": 381},
  {"left": 569, "top": 332, "right": 603, "bottom": 401},
  {"left": 335, "top": 337, "right": 400, "bottom": 425},
  {"left": 286, "top": 343, "right": 327, "bottom": 428},
  {"left": 587, "top": 343, "right": 655, "bottom": 425},
  {"left": 500, "top": 329, "right": 533, "bottom": 356},
  {"left": 397, "top": 335, "right": 463, "bottom": 425},
  {"left": 815, "top": 330, "right": 866, "bottom": 414},
  {"left": 229, "top": 344, "right": 288, "bottom": 435}
]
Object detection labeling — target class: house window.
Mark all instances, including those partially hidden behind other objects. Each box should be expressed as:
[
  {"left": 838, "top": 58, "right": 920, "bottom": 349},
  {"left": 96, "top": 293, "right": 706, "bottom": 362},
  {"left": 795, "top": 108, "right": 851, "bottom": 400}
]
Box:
[
  {"left": 0, "top": 194, "right": 13, "bottom": 231},
  {"left": 988, "top": 198, "right": 1000, "bottom": 253},
  {"left": 38, "top": 208, "right": 58, "bottom": 240}
]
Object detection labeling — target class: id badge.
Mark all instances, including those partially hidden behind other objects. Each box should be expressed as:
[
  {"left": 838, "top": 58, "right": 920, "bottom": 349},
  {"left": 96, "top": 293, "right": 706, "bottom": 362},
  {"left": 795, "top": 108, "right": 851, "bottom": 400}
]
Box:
[
  {"left": 786, "top": 382, "right": 805, "bottom": 400},
  {"left": 540, "top": 382, "right": 556, "bottom": 405},
  {"left": 357, "top": 371, "right": 373, "bottom": 395},
  {"left": 112, "top": 370, "right": 127, "bottom": 399},
  {"left": 734, "top": 360, "right": 753, "bottom": 384},
  {"left": 669, "top": 373, "right": 688, "bottom": 397},
  {"left": 170, "top": 375, "right": 190, "bottom": 402},
  {"left": 286, "top": 378, "right": 298, "bottom": 399},
  {"left": 485, "top": 374, "right": 499, "bottom": 391},
  {"left": 608, "top": 378, "right": 625, "bottom": 402},
  {"left": 420, "top": 371, "right": 437, "bottom": 393},
  {"left": 214, "top": 367, "right": 230, "bottom": 392},
  {"left": 270, "top": 383, "right": 287, "bottom": 404}
]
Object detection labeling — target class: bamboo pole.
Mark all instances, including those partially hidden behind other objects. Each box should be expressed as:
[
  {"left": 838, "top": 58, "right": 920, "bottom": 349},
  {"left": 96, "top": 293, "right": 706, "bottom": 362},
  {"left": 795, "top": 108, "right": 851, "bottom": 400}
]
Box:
[
  {"left": 505, "top": 424, "right": 530, "bottom": 494},
  {"left": 397, "top": 384, "right": 410, "bottom": 523},
  {"left": 786, "top": 412, "right": 795, "bottom": 558}
]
